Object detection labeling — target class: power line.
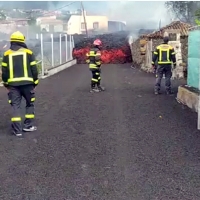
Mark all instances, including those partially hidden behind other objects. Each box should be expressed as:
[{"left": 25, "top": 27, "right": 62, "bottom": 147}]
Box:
[
  {"left": 25, "top": 2, "right": 77, "bottom": 18},
  {"left": 42, "top": 2, "right": 77, "bottom": 17}
]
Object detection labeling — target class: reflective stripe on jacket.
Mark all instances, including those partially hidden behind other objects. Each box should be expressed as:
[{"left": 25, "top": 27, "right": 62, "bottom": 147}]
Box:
[
  {"left": 2, "top": 48, "right": 39, "bottom": 86},
  {"left": 152, "top": 43, "right": 176, "bottom": 65},
  {"left": 86, "top": 47, "right": 101, "bottom": 69}
]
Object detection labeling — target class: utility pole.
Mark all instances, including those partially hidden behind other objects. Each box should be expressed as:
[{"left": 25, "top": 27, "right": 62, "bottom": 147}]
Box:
[
  {"left": 80, "top": 1, "right": 88, "bottom": 37},
  {"left": 158, "top": 19, "right": 161, "bottom": 30}
]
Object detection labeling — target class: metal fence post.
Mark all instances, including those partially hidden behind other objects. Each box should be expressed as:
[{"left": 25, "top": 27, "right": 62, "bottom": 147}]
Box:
[
  {"left": 36, "top": 33, "right": 39, "bottom": 39},
  {"left": 26, "top": 25, "right": 29, "bottom": 40},
  {"left": 59, "top": 34, "right": 62, "bottom": 64},
  {"left": 65, "top": 34, "right": 68, "bottom": 62},
  {"left": 69, "top": 34, "right": 72, "bottom": 60},
  {"left": 72, "top": 35, "right": 74, "bottom": 48},
  {"left": 40, "top": 33, "right": 44, "bottom": 76},
  {"left": 51, "top": 33, "right": 54, "bottom": 67}
]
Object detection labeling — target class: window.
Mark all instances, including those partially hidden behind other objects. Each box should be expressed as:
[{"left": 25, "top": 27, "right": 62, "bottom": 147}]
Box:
[
  {"left": 169, "top": 33, "right": 176, "bottom": 41},
  {"left": 93, "top": 22, "right": 99, "bottom": 29},
  {"left": 81, "top": 22, "right": 86, "bottom": 30}
]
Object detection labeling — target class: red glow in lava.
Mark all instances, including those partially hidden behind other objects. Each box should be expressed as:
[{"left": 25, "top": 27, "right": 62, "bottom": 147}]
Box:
[{"left": 73, "top": 47, "right": 127, "bottom": 64}]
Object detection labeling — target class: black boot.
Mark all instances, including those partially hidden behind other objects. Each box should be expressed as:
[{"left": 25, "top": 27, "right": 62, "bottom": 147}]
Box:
[
  {"left": 98, "top": 85, "right": 105, "bottom": 91},
  {"left": 154, "top": 90, "right": 161, "bottom": 95},
  {"left": 23, "top": 126, "right": 37, "bottom": 132},
  {"left": 90, "top": 82, "right": 99, "bottom": 93},
  {"left": 90, "top": 88, "right": 100, "bottom": 93},
  {"left": 11, "top": 124, "right": 22, "bottom": 137},
  {"left": 97, "top": 81, "right": 105, "bottom": 91},
  {"left": 166, "top": 90, "right": 174, "bottom": 95}
]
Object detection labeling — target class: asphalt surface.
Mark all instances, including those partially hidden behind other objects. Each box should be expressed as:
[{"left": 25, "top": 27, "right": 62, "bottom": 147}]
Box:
[{"left": 0, "top": 64, "right": 199, "bottom": 200}]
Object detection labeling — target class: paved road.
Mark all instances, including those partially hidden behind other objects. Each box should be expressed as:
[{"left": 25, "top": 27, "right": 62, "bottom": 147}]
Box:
[{"left": 0, "top": 64, "right": 199, "bottom": 200}]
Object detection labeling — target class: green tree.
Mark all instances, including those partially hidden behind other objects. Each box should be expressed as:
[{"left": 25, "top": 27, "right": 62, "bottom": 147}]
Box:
[
  {"left": 25, "top": 11, "right": 40, "bottom": 33},
  {"left": 0, "top": 11, "right": 6, "bottom": 20},
  {"left": 28, "top": 17, "right": 36, "bottom": 26},
  {"left": 194, "top": 9, "right": 200, "bottom": 25},
  {"left": 165, "top": 1, "right": 200, "bottom": 24},
  {"left": 26, "top": 15, "right": 40, "bottom": 34}
]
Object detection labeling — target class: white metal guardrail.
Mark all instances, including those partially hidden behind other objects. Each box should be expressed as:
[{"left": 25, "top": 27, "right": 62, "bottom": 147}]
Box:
[{"left": 36, "top": 33, "right": 75, "bottom": 77}]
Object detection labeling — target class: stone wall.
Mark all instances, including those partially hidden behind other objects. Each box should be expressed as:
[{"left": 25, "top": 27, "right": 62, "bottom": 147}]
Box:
[
  {"left": 181, "top": 37, "right": 189, "bottom": 78},
  {"left": 131, "top": 38, "right": 162, "bottom": 71},
  {"left": 180, "top": 36, "right": 188, "bottom": 65},
  {"left": 131, "top": 38, "right": 144, "bottom": 68}
]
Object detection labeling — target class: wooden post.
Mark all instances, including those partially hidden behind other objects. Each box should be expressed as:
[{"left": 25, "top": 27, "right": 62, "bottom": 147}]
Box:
[
  {"left": 80, "top": 1, "right": 88, "bottom": 38},
  {"left": 150, "top": 39, "right": 152, "bottom": 68}
]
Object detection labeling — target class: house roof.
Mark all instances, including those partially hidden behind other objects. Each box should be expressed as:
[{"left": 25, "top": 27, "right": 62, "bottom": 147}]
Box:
[
  {"left": 10, "top": 18, "right": 30, "bottom": 21},
  {"left": 40, "top": 19, "right": 66, "bottom": 25},
  {"left": 37, "top": 16, "right": 56, "bottom": 20},
  {"left": 140, "top": 21, "right": 192, "bottom": 38},
  {"left": 69, "top": 14, "right": 107, "bottom": 20}
]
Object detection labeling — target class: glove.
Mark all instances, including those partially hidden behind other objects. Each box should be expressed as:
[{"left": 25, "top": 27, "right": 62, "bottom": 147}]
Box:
[
  {"left": 152, "top": 65, "right": 156, "bottom": 73},
  {"left": 3, "top": 82, "right": 8, "bottom": 88},
  {"left": 3, "top": 83, "right": 9, "bottom": 91}
]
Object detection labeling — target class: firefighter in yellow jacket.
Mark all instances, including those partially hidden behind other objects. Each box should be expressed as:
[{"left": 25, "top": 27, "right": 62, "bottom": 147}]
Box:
[
  {"left": 1, "top": 31, "right": 39, "bottom": 137},
  {"left": 152, "top": 36, "right": 176, "bottom": 95},
  {"left": 86, "top": 39, "right": 105, "bottom": 93}
]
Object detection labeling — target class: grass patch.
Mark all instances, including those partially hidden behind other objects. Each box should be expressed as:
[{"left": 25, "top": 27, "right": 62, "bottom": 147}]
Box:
[{"left": 36, "top": 60, "right": 42, "bottom": 74}]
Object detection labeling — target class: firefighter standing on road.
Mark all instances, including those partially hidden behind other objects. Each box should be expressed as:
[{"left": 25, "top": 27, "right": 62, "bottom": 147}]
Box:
[
  {"left": 1, "top": 31, "right": 39, "bottom": 137},
  {"left": 86, "top": 39, "right": 105, "bottom": 93},
  {"left": 152, "top": 36, "right": 176, "bottom": 95}
]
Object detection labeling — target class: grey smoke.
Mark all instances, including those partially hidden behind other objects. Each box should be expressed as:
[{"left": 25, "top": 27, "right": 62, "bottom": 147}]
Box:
[{"left": 0, "top": 1, "right": 171, "bottom": 33}]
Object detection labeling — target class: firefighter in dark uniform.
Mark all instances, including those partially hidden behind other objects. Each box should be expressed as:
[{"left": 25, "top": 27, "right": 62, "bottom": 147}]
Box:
[
  {"left": 1, "top": 31, "right": 39, "bottom": 137},
  {"left": 152, "top": 36, "right": 176, "bottom": 95},
  {"left": 86, "top": 39, "right": 105, "bottom": 93}
]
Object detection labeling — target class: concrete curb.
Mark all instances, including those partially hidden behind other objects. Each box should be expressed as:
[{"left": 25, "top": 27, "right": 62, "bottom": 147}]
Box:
[
  {"left": 41, "top": 59, "right": 77, "bottom": 79},
  {"left": 176, "top": 85, "right": 199, "bottom": 112}
]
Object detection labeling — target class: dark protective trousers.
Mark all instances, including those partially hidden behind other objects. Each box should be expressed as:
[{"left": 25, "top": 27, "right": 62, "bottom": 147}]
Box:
[
  {"left": 90, "top": 68, "right": 101, "bottom": 88},
  {"left": 155, "top": 64, "right": 172, "bottom": 92},
  {"left": 8, "top": 84, "right": 35, "bottom": 133}
]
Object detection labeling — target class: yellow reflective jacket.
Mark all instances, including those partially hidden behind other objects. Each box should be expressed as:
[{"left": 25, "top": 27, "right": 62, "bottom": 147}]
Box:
[
  {"left": 86, "top": 47, "right": 101, "bottom": 69},
  {"left": 2, "top": 47, "right": 39, "bottom": 86},
  {"left": 152, "top": 43, "right": 176, "bottom": 65}
]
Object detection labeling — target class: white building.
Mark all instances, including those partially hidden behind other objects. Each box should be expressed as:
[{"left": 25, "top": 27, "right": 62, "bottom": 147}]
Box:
[
  {"left": 36, "top": 16, "right": 57, "bottom": 26},
  {"left": 39, "top": 19, "right": 67, "bottom": 32},
  {"left": 67, "top": 12, "right": 108, "bottom": 34}
]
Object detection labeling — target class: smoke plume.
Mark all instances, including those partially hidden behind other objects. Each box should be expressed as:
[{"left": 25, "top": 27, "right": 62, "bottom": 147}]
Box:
[{"left": 0, "top": 1, "right": 171, "bottom": 37}]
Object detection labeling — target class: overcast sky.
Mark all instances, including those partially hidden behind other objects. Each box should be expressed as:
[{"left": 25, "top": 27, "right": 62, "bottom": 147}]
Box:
[
  {"left": 0, "top": 1, "right": 172, "bottom": 30},
  {"left": 67, "top": 1, "right": 172, "bottom": 29}
]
